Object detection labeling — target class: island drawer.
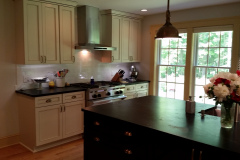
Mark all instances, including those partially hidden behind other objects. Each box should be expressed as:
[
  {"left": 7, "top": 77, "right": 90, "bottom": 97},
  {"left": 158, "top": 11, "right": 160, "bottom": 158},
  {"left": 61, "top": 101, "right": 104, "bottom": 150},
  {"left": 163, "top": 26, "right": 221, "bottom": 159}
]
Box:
[
  {"left": 84, "top": 112, "right": 143, "bottom": 143},
  {"left": 85, "top": 132, "right": 147, "bottom": 160},
  {"left": 35, "top": 94, "right": 62, "bottom": 107},
  {"left": 63, "top": 91, "right": 85, "bottom": 103}
]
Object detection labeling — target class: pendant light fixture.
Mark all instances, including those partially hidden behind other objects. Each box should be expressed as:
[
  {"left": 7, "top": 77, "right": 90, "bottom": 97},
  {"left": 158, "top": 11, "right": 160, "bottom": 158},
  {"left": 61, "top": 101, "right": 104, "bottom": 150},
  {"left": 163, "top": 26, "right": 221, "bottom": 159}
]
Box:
[{"left": 155, "top": 0, "right": 181, "bottom": 39}]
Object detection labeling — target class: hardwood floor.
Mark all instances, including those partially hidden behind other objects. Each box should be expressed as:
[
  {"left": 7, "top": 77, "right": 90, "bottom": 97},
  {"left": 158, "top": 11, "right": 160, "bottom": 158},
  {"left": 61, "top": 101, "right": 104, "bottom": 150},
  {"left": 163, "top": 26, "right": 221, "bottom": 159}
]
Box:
[{"left": 0, "top": 139, "right": 84, "bottom": 160}]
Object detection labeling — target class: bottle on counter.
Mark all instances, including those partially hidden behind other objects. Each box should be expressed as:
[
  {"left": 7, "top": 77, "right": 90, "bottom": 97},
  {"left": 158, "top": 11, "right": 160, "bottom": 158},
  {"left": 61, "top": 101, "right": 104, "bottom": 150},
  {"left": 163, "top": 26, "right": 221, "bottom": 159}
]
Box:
[
  {"left": 90, "top": 76, "right": 94, "bottom": 85},
  {"left": 186, "top": 96, "right": 195, "bottom": 114}
]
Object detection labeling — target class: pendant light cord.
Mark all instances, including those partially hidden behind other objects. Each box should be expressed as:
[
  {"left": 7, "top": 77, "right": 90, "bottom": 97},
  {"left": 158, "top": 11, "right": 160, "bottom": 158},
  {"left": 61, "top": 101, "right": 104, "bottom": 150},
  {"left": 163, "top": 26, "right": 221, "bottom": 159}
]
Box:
[{"left": 166, "top": 0, "right": 170, "bottom": 24}]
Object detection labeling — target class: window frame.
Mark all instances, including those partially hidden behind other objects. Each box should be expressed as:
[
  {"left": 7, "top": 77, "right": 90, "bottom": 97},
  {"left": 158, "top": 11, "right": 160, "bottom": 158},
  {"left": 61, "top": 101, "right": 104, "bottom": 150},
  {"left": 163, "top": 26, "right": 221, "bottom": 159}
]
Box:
[{"left": 149, "top": 16, "right": 240, "bottom": 100}]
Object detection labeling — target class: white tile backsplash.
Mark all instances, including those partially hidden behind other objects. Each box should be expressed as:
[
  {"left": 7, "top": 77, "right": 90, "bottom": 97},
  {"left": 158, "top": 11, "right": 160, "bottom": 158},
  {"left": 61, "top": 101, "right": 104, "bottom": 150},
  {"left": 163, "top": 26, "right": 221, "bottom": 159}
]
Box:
[{"left": 16, "top": 51, "right": 139, "bottom": 90}]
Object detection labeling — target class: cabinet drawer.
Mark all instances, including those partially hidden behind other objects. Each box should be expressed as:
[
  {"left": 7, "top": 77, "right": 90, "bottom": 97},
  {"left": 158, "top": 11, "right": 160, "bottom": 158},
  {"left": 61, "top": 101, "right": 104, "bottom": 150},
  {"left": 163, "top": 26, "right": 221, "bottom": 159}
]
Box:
[
  {"left": 35, "top": 94, "right": 62, "bottom": 107},
  {"left": 63, "top": 91, "right": 85, "bottom": 103},
  {"left": 125, "top": 92, "right": 136, "bottom": 100},
  {"left": 136, "top": 83, "right": 148, "bottom": 90},
  {"left": 137, "top": 90, "right": 148, "bottom": 97},
  {"left": 125, "top": 85, "right": 136, "bottom": 92}
]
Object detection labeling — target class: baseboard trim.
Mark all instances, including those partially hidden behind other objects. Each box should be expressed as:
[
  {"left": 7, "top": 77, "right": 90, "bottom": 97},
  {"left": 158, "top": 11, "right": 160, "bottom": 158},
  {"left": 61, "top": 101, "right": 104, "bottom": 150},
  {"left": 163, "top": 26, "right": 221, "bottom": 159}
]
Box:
[
  {"left": 0, "top": 134, "right": 19, "bottom": 149},
  {"left": 20, "top": 134, "right": 83, "bottom": 153}
]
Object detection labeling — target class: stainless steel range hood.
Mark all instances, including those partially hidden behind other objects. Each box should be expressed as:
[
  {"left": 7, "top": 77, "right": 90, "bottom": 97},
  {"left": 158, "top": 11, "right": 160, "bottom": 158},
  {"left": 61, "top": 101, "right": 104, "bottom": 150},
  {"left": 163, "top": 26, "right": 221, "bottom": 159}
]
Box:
[{"left": 75, "top": 5, "right": 116, "bottom": 51}]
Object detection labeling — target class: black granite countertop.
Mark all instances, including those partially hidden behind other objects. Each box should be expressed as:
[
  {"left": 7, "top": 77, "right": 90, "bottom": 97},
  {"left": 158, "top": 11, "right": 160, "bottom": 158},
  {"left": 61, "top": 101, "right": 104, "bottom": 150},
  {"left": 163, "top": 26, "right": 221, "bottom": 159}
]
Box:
[
  {"left": 15, "top": 80, "right": 150, "bottom": 97},
  {"left": 15, "top": 86, "right": 86, "bottom": 97},
  {"left": 82, "top": 96, "right": 240, "bottom": 155}
]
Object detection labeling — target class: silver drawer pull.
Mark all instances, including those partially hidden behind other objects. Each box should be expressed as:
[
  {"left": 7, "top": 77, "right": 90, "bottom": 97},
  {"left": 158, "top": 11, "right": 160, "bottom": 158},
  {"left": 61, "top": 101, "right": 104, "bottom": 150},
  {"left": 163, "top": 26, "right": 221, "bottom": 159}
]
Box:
[
  {"left": 94, "top": 137, "right": 100, "bottom": 142},
  {"left": 46, "top": 99, "right": 52, "bottom": 103},
  {"left": 124, "top": 149, "right": 132, "bottom": 155},
  {"left": 94, "top": 121, "right": 100, "bottom": 126},
  {"left": 72, "top": 95, "right": 77, "bottom": 99},
  {"left": 124, "top": 131, "right": 132, "bottom": 137}
]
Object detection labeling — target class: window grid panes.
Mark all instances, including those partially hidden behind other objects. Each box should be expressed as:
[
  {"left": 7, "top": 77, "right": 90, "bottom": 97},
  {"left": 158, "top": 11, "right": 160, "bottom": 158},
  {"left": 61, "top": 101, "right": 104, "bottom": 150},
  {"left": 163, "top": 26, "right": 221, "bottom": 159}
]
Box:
[
  {"left": 158, "top": 33, "right": 187, "bottom": 100},
  {"left": 194, "top": 31, "right": 232, "bottom": 104}
]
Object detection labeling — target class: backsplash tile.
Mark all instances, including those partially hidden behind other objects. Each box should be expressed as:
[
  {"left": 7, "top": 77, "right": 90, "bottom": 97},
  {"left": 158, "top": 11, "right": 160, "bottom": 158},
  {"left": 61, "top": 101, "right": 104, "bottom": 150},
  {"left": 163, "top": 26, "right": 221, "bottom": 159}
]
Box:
[{"left": 16, "top": 51, "right": 139, "bottom": 90}]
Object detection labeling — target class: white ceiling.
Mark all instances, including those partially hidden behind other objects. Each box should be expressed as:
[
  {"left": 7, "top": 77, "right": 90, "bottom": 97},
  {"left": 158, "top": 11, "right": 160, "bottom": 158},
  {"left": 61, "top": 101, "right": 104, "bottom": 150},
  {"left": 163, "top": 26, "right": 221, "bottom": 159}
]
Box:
[{"left": 74, "top": 0, "right": 240, "bottom": 15}]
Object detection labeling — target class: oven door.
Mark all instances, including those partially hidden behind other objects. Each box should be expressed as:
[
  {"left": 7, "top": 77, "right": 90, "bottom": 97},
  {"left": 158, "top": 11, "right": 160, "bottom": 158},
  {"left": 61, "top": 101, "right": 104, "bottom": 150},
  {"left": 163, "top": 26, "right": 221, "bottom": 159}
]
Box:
[{"left": 87, "top": 95, "right": 127, "bottom": 107}]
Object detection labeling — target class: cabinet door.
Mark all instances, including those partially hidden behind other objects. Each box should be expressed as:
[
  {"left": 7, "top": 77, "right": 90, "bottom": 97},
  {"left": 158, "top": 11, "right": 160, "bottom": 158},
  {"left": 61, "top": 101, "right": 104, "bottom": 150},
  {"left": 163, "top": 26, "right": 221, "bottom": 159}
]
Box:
[
  {"left": 121, "top": 18, "right": 131, "bottom": 62},
  {"left": 36, "top": 104, "right": 62, "bottom": 146},
  {"left": 24, "top": 1, "right": 43, "bottom": 64},
  {"left": 129, "top": 19, "right": 141, "bottom": 62},
  {"left": 42, "top": 3, "right": 60, "bottom": 64},
  {"left": 111, "top": 16, "right": 122, "bottom": 63},
  {"left": 62, "top": 101, "right": 85, "bottom": 138},
  {"left": 59, "top": 6, "right": 75, "bottom": 64}
]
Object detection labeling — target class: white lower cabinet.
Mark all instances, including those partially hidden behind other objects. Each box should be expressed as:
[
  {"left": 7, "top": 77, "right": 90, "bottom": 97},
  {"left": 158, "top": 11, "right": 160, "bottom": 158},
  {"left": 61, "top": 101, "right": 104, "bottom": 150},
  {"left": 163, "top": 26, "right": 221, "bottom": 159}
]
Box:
[
  {"left": 125, "top": 83, "right": 149, "bottom": 100},
  {"left": 18, "top": 91, "right": 85, "bottom": 152}
]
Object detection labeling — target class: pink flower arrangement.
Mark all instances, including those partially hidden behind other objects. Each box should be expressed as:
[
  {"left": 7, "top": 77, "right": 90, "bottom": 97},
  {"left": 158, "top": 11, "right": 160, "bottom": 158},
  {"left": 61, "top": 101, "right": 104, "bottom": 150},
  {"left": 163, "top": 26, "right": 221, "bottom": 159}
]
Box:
[{"left": 203, "top": 71, "right": 240, "bottom": 104}]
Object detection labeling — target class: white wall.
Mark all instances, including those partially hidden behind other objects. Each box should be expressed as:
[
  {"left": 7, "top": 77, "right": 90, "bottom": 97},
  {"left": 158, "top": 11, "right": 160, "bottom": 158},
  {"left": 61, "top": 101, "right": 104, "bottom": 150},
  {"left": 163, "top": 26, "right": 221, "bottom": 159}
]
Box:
[
  {"left": 140, "top": 2, "right": 240, "bottom": 80},
  {"left": 0, "top": 0, "right": 19, "bottom": 138}
]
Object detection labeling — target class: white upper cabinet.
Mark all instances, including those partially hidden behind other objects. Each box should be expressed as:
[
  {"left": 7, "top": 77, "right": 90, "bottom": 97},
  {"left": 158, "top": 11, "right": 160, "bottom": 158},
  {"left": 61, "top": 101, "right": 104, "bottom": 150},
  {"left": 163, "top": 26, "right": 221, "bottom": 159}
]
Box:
[
  {"left": 15, "top": 0, "right": 76, "bottom": 64},
  {"left": 59, "top": 6, "right": 75, "bottom": 64},
  {"left": 101, "top": 10, "right": 142, "bottom": 63}
]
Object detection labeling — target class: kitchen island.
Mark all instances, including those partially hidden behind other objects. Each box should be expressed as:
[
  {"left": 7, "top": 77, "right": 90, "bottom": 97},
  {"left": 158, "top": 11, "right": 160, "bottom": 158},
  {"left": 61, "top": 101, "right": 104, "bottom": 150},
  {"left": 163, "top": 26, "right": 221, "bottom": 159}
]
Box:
[{"left": 82, "top": 96, "right": 240, "bottom": 160}]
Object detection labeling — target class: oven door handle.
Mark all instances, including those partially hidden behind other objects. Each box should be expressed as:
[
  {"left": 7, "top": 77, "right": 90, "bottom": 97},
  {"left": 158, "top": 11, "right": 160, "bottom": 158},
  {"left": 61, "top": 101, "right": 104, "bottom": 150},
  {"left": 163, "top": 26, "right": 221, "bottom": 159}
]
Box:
[{"left": 91, "top": 99, "right": 112, "bottom": 106}]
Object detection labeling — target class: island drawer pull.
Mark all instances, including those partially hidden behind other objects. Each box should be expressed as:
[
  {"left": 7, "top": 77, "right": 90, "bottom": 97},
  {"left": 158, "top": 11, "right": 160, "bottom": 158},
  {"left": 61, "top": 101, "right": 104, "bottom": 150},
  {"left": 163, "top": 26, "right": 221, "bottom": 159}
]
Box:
[
  {"left": 199, "top": 151, "right": 202, "bottom": 160},
  {"left": 191, "top": 149, "right": 194, "bottom": 160},
  {"left": 72, "top": 95, "right": 77, "bottom": 99},
  {"left": 94, "top": 137, "right": 100, "bottom": 142},
  {"left": 46, "top": 99, "right": 52, "bottom": 103},
  {"left": 94, "top": 121, "right": 100, "bottom": 126},
  {"left": 124, "top": 131, "right": 132, "bottom": 137},
  {"left": 124, "top": 149, "right": 132, "bottom": 155}
]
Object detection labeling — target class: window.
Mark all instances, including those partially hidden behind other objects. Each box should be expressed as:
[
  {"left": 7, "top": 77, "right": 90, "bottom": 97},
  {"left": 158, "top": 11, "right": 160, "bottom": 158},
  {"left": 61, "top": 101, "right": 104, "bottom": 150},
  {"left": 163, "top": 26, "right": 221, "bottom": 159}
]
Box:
[
  {"left": 157, "top": 26, "right": 234, "bottom": 103},
  {"left": 193, "top": 26, "right": 233, "bottom": 104},
  {"left": 157, "top": 32, "right": 187, "bottom": 100}
]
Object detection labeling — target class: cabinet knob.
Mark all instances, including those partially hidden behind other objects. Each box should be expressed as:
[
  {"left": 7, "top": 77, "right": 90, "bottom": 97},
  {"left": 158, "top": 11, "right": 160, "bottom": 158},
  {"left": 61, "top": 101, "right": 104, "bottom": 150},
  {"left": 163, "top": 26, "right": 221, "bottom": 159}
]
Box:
[
  {"left": 124, "top": 149, "right": 132, "bottom": 155},
  {"left": 124, "top": 131, "right": 132, "bottom": 137},
  {"left": 46, "top": 99, "right": 52, "bottom": 103},
  {"left": 72, "top": 95, "right": 76, "bottom": 99},
  {"left": 94, "top": 137, "right": 100, "bottom": 142},
  {"left": 94, "top": 121, "right": 100, "bottom": 126}
]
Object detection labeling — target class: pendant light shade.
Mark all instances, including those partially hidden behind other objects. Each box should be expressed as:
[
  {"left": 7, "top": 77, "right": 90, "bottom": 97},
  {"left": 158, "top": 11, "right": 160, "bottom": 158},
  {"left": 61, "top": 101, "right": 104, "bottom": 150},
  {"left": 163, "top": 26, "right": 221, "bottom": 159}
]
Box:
[{"left": 155, "top": 0, "right": 181, "bottom": 39}]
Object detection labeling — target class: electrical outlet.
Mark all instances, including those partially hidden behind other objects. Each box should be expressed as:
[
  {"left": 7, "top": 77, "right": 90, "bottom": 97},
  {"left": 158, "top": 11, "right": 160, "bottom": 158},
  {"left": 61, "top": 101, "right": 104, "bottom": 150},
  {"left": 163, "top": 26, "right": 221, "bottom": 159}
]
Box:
[{"left": 23, "top": 76, "right": 30, "bottom": 83}]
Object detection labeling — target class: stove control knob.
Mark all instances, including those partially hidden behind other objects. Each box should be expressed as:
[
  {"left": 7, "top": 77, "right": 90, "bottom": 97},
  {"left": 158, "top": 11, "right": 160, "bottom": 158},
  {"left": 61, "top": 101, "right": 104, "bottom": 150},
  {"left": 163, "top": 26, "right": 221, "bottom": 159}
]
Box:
[
  {"left": 115, "top": 91, "right": 119, "bottom": 94},
  {"left": 119, "top": 90, "right": 123, "bottom": 94},
  {"left": 92, "top": 94, "right": 97, "bottom": 98},
  {"left": 106, "top": 92, "right": 111, "bottom": 96},
  {"left": 98, "top": 94, "right": 101, "bottom": 97}
]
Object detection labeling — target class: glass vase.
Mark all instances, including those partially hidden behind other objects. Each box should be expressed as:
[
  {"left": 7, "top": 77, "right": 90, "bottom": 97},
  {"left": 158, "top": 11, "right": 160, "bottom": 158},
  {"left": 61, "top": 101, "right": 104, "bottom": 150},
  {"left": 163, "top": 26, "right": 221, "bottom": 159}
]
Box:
[{"left": 221, "top": 102, "right": 235, "bottom": 128}]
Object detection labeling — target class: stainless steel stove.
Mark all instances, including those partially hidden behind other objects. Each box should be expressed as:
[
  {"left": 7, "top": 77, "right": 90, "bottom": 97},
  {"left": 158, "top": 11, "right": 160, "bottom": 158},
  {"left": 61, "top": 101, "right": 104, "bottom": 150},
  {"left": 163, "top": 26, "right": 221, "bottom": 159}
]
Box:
[{"left": 71, "top": 81, "right": 126, "bottom": 107}]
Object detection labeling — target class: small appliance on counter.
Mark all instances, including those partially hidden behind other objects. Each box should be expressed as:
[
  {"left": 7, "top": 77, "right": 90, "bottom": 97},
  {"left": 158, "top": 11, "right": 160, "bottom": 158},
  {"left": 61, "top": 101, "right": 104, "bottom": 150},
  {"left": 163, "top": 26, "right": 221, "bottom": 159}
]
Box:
[
  {"left": 111, "top": 69, "right": 125, "bottom": 82},
  {"left": 32, "top": 77, "right": 48, "bottom": 90},
  {"left": 129, "top": 65, "right": 138, "bottom": 81}
]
